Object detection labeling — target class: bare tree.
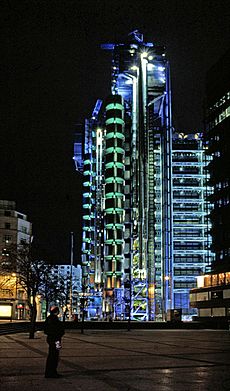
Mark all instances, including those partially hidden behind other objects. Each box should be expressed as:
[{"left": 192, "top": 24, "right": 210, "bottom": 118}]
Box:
[
  {"left": 39, "top": 265, "right": 60, "bottom": 317},
  {"left": 56, "top": 274, "right": 71, "bottom": 322},
  {"left": 0, "top": 274, "right": 15, "bottom": 299},
  {"left": 0, "top": 243, "right": 47, "bottom": 339}
]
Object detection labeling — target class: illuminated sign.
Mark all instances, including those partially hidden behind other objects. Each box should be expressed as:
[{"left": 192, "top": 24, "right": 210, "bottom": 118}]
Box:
[{"left": 0, "top": 304, "right": 12, "bottom": 318}]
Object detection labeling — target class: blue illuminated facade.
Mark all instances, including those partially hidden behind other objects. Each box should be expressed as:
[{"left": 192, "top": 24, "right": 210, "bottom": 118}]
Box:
[
  {"left": 171, "top": 133, "right": 214, "bottom": 318},
  {"left": 76, "top": 31, "right": 213, "bottom": 321}
]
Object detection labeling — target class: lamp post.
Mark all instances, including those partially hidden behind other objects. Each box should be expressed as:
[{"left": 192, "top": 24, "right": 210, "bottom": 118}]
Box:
[
  {"left": 163, "top": 275, "right": 170, "bottom": 321},
  {"left": 69, "top": 232, "right": 74, "bottom": 320},
  {"left": 12, "top": 273, "right": 17, "bottom": 320}
]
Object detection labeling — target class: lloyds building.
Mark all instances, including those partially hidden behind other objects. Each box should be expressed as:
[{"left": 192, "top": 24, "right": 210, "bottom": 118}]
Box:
[{"left": 76, "top": 32, "right": 213, "bottom": 321}]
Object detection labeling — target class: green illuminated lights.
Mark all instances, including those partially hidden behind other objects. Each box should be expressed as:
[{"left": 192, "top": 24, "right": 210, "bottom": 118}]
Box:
[
  {"left": 83, "top": 192, "right": 92, "bottom": 197},
  {"left": 105, "top": 239, "right": 123, "bottom": 245},
  {"left": 105, "top": 207, "right": 124, "bottom": 214},
  {"left": 83, "top": 204, "right": 91, "bottom": 209},
  {"left": 105, "top": 192, "right": 124, "bottom": 199},
  {"left": 105, "top": 147, "right": 125, "bottom": 154},
  {"left": 105, "top": 177, "right": 124, "bottom": 184},
  {"left": 105, "top": 162, "right": 124, "bottom": 169},
  {"left": 83, "top": 181, "right": 92, "bottom": 187},
  {"left": 105, "top": 117, "right": 124, "bottom": 126},
  {"left": 83, "top": 215, "right": 91, "bottom": 220},
  {"left": 105, "top": 132, "right": 124, "bottom": 140},
  {"left": 106, "top": 103, "right": 123, "bottom": 111}
]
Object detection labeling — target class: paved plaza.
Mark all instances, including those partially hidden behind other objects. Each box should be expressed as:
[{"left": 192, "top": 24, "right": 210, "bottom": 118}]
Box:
[{"left": 0, "top": 329, "right": 230, "bottom": 390}]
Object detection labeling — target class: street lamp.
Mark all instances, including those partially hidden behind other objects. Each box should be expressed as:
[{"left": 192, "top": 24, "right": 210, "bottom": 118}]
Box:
[{"left": 11, "top": 273, "right": 18, "bottom": 320}]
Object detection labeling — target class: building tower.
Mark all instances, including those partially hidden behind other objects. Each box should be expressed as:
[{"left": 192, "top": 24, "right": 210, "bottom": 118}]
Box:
[
  {"left": 78, "top": 32, "right": 214, "bottom": 320},
  {"left": 205, "top": 49, "right": 230, "bottom": 272},
  {"left": 189, "top": 50, "right": 230, "bottom": 322},
  {"left": 80, "top": 31, "right": 172, "bottom": 321}
]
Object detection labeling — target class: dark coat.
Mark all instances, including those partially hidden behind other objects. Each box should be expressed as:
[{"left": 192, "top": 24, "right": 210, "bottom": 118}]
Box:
[{"left": 44, "top": 314, "right": 65, "bottom": 343}]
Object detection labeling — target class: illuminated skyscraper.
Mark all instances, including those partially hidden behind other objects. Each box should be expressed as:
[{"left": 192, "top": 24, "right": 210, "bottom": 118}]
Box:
[{"left": 78, "top": 32, "right": 212, "bottom": 321}]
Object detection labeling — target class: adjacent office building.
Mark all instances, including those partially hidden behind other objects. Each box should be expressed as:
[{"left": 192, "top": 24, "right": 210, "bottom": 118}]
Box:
[
  {"left": 205, "top": 48, "right": 230, "bottom": 271},
  {"left": 190, "top": 49, "right": 230, "bottom": 321},
  {"left": 171, "top": 133, "right": 214, "bottom": 319},
  {"left": 52, "top": 264, "right": 82, "bottom": 318},
  {"left": 0, "top": 200, "right": 32, "bottom": 251},
  {"left": 76, "top": 32, "right": 213, "bottom": 320},
  {"left": 0, "top": 200, "right": 32, "bottom": 319}
]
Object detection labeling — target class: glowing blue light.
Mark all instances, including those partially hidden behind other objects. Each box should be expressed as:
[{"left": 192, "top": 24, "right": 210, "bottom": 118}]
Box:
[
  {"left": 158, "top": 66, "right": 165, "bottom": 72},
  {"left": 147, "top": 63, "right": 155, "bottom": 70}
]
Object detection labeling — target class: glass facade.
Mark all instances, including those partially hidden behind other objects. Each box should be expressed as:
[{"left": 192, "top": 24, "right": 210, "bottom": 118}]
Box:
[
  {"left": 205, "top": 49, "right": 230, "bottom": 271},
  {"left": 76, "top": 32, "right": 214, "bottom": 321}
]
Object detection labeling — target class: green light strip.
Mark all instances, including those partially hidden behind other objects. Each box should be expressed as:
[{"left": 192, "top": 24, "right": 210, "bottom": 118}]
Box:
[
  {"left": 105, "top": 271, "right": 123, "bottom": 276},
  {"left": 104, "top": 224, "right": 123, "bottom": 230},
  {"left": 105, "top": 176, "right": 124, "bottom": 183},
  {"left": 115, "top": 239, "right": 123, "bottom": 244},
  {"left": 115, "top": 224, "right": 123, "bottom": 229},
  {"left": 105, "top": 207, "right": 124, "bottom": 214},
  {"left": 105, "top": 117, "right": 124, "bottom": 125},
  {"left": 83, "top": 192, "right": 92, "bottom": 197},
  {"left": 83, "top": 238, "right": 91, "bottom": 243},
  {"left": 105, "top": 162, "right": 124, "bottom": 169},
  {"left": 115, "top": 147, "right": 125, "bottom": 153},
  {"left": 105, "top": 192, "right": 124, "bottom": 199},
  {"left": 105, "top": 177, "right": 124, "bottom": 184},
  {"left": 106, "top": 103, "right": 123, "bottom": 111},
  {"left": 105, "top": 239, "right": 114, "bottom": 244},
  {"left": 105, "top": 147, "right": 125, "bottom": 154},
  {"left": 105, "top": 132, "right": 124, "bottom": 140}
]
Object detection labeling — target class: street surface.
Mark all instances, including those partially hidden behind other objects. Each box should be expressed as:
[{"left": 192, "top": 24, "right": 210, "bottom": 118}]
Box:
[{"left": 0, "top": 329, "right": 230, "bottom": 390}]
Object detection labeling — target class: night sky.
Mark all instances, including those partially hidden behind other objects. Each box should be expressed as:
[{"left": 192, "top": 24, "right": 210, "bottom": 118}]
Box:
[{"left": 1, "top": 0, "right": 230, "bottom": 263}]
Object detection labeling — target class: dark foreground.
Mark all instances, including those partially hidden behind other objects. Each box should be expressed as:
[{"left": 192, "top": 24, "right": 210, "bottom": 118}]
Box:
[{"left": 0, "top": 329, "right": 230, "bottom": 390}]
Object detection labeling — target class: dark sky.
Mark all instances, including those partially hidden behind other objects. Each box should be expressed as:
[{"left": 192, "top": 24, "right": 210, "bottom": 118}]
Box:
[{"left": 1, "top": 0, "right": 230, "bottom": 263}]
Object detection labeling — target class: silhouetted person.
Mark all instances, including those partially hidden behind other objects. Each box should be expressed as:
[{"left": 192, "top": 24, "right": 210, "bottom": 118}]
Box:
[{"left": 44, "top": 306, "right": 65, "bottom": 378}]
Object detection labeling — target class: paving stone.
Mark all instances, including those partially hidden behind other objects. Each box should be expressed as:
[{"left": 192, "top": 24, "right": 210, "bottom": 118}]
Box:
[{"left": 0, "top": 329, "right": 230, "bottom": 390}]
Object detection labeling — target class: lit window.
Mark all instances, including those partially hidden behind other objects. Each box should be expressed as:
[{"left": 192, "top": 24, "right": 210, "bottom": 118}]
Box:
[{"left": 4, "top": 235, "right": 12, "bottom": 243}]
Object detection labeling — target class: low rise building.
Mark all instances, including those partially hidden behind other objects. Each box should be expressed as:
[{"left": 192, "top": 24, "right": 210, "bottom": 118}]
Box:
[
  {"left": 189, "top": 271, "right": 230, "bottom": 321},
  {"left": 0, "top": 200, "right": 32, "bottom": 319}
]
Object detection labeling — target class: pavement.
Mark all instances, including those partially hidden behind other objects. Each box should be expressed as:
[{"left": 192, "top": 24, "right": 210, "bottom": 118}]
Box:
[{"left": 0, "top": 329, "right": 230, "bottom": 391}]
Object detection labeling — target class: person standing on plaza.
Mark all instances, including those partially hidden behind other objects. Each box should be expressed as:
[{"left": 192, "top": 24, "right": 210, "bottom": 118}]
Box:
[{"left": 44, "top": 306, "right": 65, "bottom": 378}]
